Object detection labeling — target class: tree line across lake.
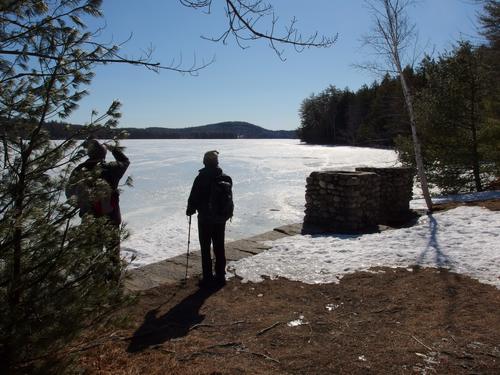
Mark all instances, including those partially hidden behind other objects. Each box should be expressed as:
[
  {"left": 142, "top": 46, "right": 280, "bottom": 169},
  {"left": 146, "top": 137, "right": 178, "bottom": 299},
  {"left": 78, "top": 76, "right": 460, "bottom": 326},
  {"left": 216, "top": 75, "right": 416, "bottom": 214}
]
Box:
[
  {"left": 298, "top": 37, "right": 499, "bottom": 194},
  {"left": 0, "top": 119, "right": 296, "bottom": 139}
]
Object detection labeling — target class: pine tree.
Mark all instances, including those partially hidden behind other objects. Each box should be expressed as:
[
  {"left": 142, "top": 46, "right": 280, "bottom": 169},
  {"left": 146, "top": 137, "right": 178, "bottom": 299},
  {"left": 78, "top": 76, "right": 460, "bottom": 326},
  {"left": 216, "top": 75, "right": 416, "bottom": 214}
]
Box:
[
  {"left": 479, "top": 0, "right": 500, "bottom": 50},
  {"left": 0, "top": 2, "right": 131, "bottom": 370},
  {"left": 357, "top": 74, "right": 411, "bottom": 147},
  {"left": 298, "top": 86, "right": 360, "bottom": 145},
  {"left": 403, "top": 43, "right": 499, "bottom": 193},
  {"left": 479, "top": 0, "right": 500, "bottom": 179}
]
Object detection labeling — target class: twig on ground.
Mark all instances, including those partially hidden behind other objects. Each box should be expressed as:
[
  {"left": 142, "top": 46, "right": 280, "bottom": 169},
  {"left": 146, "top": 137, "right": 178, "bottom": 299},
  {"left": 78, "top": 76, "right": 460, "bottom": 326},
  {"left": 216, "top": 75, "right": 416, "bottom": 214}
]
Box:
[
  {"left": 69, "top": 341, "right": 106, "bottom": 353},
  {"left": 189, "top": 323, "right": 214, "bottom": 330},
  {"left": 256, "top": 322, "right": 283, "bottom": 336},
  {"left": 68, "top": 331, "right": 123, "bottom": 353},
  {"left": 151, "top": 344, "right": 176, "bottom": 355},
  {"left": 206, "top": 341, "right": 243, "bottom": 350},
  {"left": 179, "top": 341, "right": 243, "bottom": 361},
  {"left": 478, "top": 351, "right": 500, "bottom": 359},
  {"left": 393, "top": 331, "right": 436, "bottom": 353},
  {"left": 160, "top": 349, "right": 176, "bottom": 355},
  {"left": 411, "top": 335, "right": 435, "bottom": 352},
  {"left": 190, "top": 320, "right": 247, "bottom": 331},
  {"left": 180, "top": 341, "right": 279, "bottom": 364},
  {"left": 179, "top": 350, "right": 225, "bottom": 361},
  {"left": 244, "top": 350, "right": 280, "bottom": 364},
  {"left": 230, "top": 320, "right": 247, "bottom": 325}
]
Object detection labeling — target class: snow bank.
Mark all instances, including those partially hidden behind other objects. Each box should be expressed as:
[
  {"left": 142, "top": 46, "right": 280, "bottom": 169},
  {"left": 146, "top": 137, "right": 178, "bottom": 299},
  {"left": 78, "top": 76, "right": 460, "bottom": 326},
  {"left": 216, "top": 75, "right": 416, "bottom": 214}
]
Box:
[{"left": 228, "top": 206, "right": 500, "bottom": 288}]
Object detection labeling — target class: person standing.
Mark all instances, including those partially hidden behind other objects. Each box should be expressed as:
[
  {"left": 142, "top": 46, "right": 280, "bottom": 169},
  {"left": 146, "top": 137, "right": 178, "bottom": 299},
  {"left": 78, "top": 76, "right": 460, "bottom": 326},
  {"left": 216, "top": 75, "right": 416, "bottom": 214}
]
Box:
[
  {"left": 186, "top": 150, "right": 233, "bottom": 287},
  {"left": 66, "top": 139, "right": 130, "bottom": 279}
]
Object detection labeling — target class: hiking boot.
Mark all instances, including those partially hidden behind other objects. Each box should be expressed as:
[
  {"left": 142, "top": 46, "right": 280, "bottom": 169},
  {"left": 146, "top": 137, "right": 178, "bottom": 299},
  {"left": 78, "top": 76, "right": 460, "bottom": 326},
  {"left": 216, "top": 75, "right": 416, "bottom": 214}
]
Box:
[{"left": 214, "top": 275, "right": 226, "bottom": 286}]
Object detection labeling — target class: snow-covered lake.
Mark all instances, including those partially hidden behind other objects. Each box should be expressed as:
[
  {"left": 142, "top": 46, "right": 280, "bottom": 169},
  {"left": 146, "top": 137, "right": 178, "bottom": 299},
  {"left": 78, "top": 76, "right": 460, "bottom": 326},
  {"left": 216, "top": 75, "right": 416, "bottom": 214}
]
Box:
[{"left": 118, "top": 139, "right": 400, "bottom": 266}]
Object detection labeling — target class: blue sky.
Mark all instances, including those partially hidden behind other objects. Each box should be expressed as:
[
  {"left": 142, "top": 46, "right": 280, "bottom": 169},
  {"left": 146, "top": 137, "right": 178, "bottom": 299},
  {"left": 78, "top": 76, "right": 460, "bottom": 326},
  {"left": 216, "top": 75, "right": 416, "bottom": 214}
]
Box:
[{"left": 68, "top": 0, "right": 484, "bottom": 130}]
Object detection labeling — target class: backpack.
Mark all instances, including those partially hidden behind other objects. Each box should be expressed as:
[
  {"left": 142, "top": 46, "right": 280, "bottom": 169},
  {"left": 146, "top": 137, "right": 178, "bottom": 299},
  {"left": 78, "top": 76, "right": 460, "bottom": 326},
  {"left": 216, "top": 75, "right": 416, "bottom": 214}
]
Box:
[
  {"left": 208, "top": 174, "right": 234, "bottom": 223},
  {"left": 92, "top": 188, "right": 118, "bottom": 217},
  {"left": 67, "top": 162, "right": 118, "bottom": 219}
]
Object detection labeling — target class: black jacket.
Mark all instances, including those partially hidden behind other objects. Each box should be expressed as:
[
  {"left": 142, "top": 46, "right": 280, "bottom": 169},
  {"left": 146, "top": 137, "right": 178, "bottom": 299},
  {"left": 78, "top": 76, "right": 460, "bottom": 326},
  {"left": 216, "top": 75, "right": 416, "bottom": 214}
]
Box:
[
  {"left": 187, "top": 166, "right": 231, "bottom": 221},
  {"left": 66, "top": 147, "right": 130, "bottom": 224}
]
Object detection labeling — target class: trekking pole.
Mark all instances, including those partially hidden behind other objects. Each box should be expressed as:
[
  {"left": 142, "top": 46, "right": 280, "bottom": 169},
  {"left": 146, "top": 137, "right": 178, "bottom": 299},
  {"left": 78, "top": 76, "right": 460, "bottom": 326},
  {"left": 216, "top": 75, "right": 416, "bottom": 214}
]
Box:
[{"left": 183, "top": 215, "right": 192, "bottom": 284}]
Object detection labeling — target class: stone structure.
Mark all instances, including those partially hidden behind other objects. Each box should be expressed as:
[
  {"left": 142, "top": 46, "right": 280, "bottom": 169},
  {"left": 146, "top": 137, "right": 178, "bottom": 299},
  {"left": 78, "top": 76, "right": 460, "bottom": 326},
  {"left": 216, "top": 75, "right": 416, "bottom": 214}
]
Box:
[
  {"left": 304, "top": 167, "right": 414, "bottom": 233},
  {"left": 355, "top": 167, "right": 414, "bottom": 225},
  {"left": 304, "top": 171, "right": 380, "bottom": 232}
]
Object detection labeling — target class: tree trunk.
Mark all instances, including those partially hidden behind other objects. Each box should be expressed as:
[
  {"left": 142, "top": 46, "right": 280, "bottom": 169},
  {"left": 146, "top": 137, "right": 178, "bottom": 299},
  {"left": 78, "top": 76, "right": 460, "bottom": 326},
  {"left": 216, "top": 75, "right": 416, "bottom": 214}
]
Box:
[
  {"left": 471, "top": 112, "right": 483, "bottom": 191},
  {"left": 398, "top": 69, "right": 433, "bottom": 211},
  {"left": 378, "top": 0, "right": 433, "bottom": 212},
  {"left": 469, "top": 59, "right": 483, "bottom": 191},
  {"left": 10, "top": 141, "right": 25, "bottom": 309},
  {"left": 8, "top": 63, "right": 60, "bottom": 309}
]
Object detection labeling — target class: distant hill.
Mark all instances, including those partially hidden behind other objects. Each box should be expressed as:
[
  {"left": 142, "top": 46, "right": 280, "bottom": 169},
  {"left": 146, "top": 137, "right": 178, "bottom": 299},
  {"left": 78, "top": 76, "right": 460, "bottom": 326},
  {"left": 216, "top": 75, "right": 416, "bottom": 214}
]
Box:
[{"left": 43, "top": 121, "right": 297, "bottom": 139}]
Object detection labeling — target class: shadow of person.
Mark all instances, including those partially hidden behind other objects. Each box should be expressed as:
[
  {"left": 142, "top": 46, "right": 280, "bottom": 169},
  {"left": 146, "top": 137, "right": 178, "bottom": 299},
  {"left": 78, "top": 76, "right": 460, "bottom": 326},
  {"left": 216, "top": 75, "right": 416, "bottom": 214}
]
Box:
[
  {"left": 414, "top": 213, "right": 464, "bottom": 331},
  {"left": 127, "top": 284, "right": 222, "bottom": 353},
  {"left": 416, "top": 213, "right": 451, "bottom": 268}
]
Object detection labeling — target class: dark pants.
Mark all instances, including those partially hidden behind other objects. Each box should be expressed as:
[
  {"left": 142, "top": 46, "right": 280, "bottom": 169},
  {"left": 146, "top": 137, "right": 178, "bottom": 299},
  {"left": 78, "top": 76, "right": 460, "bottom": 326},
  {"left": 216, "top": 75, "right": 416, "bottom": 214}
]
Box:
[
  {"left": 105, "top": 222, "right": 121, "bottom": 280},
  {"left": 198, "top": 219, "right": 226, "bottom": 281}
]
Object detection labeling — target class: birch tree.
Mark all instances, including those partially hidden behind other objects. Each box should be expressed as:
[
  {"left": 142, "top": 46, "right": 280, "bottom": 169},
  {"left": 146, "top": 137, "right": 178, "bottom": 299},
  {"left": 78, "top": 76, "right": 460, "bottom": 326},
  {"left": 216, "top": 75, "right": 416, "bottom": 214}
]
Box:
[{"left": 363, "top": 0, "right": 433, "bottom": 211}]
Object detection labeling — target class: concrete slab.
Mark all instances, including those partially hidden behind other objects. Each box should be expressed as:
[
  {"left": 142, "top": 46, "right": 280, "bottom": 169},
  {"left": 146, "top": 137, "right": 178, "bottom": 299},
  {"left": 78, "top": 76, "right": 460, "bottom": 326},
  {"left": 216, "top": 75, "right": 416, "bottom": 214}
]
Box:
[
  {"left": 273, "top": 223, "right": 304, "bottom": 236},
  {"left": 224, "top": 247, "right": 256, "bottom": 261},
  {"left": 124, "top": 223, "right": 306, "bottom": 292},
  {"left": 124, "top": 260, "right": 186, "bottom": 292}
]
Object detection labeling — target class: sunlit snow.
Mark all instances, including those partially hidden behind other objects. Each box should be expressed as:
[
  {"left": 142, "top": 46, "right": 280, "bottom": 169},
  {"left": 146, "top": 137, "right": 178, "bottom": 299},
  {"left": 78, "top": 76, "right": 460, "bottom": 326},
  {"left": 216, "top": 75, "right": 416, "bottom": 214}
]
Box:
[
  {"left": 287, "top": 315, "right": 307, "bottom": 327},
  {"left": 228, "top": 205, "right": 500, "bottom": 288},
  {"left": 325, "top": 303, "right": 343, "bottom": 311}
]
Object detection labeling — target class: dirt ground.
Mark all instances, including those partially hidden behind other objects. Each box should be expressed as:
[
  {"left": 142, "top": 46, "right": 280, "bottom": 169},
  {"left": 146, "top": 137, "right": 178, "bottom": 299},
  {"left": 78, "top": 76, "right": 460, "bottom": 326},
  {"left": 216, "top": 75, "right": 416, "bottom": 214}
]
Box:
[{"left": 76, "top": 200, "right": 500, "bottom": 374}]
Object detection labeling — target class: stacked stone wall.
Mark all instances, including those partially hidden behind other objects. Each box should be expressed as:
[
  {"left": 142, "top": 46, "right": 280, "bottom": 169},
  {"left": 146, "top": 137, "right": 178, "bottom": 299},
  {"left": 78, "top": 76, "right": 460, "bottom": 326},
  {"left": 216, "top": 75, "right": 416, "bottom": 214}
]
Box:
[
  {"left": 304, "top": 171, "right": 380, "bottom": 232},
  {"left": 355, "top": 167, "right": 413, "bottom": 224},
  {"left": 304, "top": 167, "right": 414, "bottom": 233}
]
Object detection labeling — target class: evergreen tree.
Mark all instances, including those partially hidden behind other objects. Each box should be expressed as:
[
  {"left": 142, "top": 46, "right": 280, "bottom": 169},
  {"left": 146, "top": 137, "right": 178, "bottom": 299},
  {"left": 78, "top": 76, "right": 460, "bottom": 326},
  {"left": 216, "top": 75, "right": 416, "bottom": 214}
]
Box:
[
  {"left": 479, "top": 0, "right": 500, "bottom": 50},
  {"left": 479, "top": 0, "right": 500, "bottom": 178},
  {"left": 349, "top": 84, "right": 376, "bottom": 145},
  {"left": 0, "top": 1, "right": 133, "bottom": 371},
  {"left": 397, "top": 42, "right": 499, "bottom": 193},
  {"left": 297, "top": 76, "right": 413, "bottom": 148},
  {"left": 357, "top": 74, "right": 411, "bottom": 147},
  {"left": 298, "top": 86, "right": 346, "bottom": 144}
]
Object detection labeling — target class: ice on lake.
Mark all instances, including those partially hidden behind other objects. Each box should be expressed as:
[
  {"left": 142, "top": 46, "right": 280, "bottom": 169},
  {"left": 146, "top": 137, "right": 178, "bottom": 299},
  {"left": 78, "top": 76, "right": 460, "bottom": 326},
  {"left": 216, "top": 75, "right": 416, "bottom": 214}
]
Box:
[{"left": 117, "top": 139, "right": 400, "bottom": 267}]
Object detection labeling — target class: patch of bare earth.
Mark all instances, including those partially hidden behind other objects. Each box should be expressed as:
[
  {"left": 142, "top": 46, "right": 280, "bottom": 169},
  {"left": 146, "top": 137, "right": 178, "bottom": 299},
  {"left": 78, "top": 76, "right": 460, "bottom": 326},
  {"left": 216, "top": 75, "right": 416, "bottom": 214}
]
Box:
[
  {"left": 433, "top": 199, "right": 500, "bottom": 212},
  {"left": 76, "top": 200, "right": 500, "bottom": 374}
]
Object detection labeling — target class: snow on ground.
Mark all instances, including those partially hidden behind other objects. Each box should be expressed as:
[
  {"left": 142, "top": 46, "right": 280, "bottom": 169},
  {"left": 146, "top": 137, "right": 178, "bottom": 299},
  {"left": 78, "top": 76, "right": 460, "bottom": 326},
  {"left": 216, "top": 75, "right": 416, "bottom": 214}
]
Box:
[{"left": 229, "top": 195, "right": 500, "bottom": 289}]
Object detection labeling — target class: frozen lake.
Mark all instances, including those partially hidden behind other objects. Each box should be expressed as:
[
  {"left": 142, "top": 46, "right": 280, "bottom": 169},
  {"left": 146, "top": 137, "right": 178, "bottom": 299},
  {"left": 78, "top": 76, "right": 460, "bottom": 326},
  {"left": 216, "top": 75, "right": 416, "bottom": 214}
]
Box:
[{"left": 117, "top": 139, "right": 400, "bottom": 266}]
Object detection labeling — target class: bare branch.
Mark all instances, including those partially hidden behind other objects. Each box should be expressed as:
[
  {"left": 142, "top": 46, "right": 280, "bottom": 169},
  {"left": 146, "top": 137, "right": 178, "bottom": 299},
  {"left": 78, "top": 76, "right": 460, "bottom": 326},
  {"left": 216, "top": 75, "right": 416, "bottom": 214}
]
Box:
[
  {"left": 0, "top": 48, "right": 214, "bottom": 75},
  {"left": 181, "top": 0, "right": 337, "bottom": 59}
]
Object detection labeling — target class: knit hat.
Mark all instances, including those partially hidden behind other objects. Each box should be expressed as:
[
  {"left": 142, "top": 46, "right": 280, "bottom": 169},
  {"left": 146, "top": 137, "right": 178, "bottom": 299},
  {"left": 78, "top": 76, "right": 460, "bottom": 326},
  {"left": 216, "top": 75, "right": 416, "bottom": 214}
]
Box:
[
  {"left": 86, "top": 139, "right": 107, "bottom": 161},
  {"left": 203, "top": 150, "right": 219, "bottom": 166}
]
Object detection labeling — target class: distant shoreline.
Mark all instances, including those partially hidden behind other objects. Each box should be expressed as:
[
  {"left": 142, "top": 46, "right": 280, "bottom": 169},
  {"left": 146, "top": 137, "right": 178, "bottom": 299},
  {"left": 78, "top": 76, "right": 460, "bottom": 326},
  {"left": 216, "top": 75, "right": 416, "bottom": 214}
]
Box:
[{"left": 44, "top": 120, "right": 298, "bottom": 140}]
